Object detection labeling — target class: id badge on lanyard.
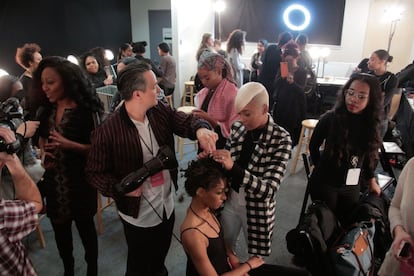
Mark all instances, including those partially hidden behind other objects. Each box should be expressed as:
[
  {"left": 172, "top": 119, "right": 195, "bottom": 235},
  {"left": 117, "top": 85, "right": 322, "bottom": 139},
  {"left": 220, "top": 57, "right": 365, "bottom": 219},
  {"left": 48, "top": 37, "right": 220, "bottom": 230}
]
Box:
[{"left": 346, "top": 155, "right": 360, "bottom": 186}]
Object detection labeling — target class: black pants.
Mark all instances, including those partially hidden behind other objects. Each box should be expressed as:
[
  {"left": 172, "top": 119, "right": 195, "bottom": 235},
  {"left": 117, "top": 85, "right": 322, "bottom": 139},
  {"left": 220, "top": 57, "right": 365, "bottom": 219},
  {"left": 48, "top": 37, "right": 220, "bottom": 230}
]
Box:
[
  {"left": 309, "top": 182, "right": 360, "bottom": 227},
  {"left": 121, "top": 211, "right": 175, "bottom": 276},
  {"left": 50, "top": 216, "right": 98, "bottom": 276}
]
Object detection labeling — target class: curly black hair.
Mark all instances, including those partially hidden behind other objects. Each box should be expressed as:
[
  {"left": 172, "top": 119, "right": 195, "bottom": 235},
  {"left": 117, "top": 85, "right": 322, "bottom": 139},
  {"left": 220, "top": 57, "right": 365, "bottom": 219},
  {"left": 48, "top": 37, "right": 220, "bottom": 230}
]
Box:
[
  {"left": 15, "top": 43, "right": 41, "bottom": 69},
  {"left": 327, "top": 73, "right": 382, "bottom": 169},
  {"left": 31, "top": 56, "right": 104, "bottom": 115},
  {"left": 184, "top": 157, "right": 227, "bottom": 197}
]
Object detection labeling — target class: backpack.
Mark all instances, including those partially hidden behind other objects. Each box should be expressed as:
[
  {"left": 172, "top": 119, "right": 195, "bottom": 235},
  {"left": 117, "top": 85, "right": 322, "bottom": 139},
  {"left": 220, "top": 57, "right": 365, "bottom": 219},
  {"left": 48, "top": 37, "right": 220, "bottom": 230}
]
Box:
[
  {"left": 286, "top": 201, "right": 342, "bottom": 275},
  {"left": 330, "top": 222, "right": 375, "bottom": 276},
  {"left": 352, "top": 193, "right": 393, "bottom": 274}
]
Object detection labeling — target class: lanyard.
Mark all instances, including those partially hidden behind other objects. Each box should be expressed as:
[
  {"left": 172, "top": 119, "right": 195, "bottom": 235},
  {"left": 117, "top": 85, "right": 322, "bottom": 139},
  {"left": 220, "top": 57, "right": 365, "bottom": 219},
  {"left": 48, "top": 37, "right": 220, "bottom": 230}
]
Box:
[{"left": 138, "top": 124, "right": 154, "bottom": 156}]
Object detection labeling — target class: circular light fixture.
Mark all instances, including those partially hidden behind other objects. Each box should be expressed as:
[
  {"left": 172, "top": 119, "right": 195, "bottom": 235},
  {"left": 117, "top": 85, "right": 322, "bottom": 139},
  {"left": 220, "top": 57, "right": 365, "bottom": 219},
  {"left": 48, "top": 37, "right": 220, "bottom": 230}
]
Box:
[
  {"left": 309, "top": 47, "right": 320, "bottom": 59},
  {"left": 214, "top": 0, "right": 226, "bottom": 13},
  {"left": 67, "top": 55, "right": 79, "bottom": 65},
  {"left": 319, "top": 47, "right": 331, "bottom": 58},
  {"left": 0, "top": 69, "right": 9, "bottom": 77},
  {"left": 283, "top": 4, "right": 311, "bottom": 31},
  {"left": 105, "top": 49, "right": 114, "bottom": 61}
]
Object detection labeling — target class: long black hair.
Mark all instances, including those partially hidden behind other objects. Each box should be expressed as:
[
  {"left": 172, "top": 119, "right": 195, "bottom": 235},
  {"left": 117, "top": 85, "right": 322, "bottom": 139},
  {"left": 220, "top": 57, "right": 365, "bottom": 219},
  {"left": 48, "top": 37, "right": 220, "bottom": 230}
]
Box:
[
  {"left": 31, "top": 56, "right": 103, "bottom": 115},
  {"left": 327, "top": 73, "right": 382, "bottom": 169},
  {"left": 226, "top": 29, "right": 246, "bottom": 55}
]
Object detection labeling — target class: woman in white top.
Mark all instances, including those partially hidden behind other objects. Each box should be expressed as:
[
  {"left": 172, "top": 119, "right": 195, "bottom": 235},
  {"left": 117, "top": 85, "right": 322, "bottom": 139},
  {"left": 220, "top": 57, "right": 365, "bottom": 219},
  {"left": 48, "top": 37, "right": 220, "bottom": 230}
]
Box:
[{"left": 227, "top": 29, "right": 246, "bottom": 88}]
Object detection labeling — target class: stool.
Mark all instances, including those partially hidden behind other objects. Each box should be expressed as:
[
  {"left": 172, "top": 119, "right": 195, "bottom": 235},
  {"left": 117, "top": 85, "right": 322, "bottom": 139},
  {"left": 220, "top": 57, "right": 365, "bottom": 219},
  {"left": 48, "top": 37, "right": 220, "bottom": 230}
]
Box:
[
  {"left": 166, "top": 95, "right": 173, "bottom": 108},
  {"left": 176, "top": 106, "right": 198, "bottom": 160},
  {"left": 181, "top": 81, "right": 195, "bottom": 106},
  {"left": 36, "top": 214, "right": 46, "bottom": 248},
  {"left": 96, "top": 192, "right": 114, "bottom": 235},
  {"left": 291, "top": 119, "right": 319, "bottom": 174}
]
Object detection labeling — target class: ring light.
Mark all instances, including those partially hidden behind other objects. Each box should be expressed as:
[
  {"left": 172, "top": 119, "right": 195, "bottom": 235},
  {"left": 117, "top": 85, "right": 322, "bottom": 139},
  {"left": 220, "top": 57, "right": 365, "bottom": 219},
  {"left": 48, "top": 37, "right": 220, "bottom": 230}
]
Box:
[{"left": 283, "top": 4, "right": 311, "bottom": 31}]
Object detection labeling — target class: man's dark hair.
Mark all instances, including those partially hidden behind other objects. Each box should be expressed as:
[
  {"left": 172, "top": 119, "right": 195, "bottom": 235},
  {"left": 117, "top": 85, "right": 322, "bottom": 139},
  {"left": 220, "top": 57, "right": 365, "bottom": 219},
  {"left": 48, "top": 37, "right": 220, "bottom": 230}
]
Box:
[
  {"left": 117, "top": 62, "right": 151, "bottom": 100},
  {"left": 158, "top": 42, "right": 170, "bottom": 53}
]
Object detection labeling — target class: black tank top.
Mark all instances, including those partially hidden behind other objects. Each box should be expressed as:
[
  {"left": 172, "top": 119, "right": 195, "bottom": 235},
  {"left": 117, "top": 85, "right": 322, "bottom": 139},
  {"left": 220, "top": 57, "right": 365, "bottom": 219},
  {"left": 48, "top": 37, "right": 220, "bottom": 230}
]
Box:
[{"left": 181, "top": 227, "right": 231, "bottom": 276}]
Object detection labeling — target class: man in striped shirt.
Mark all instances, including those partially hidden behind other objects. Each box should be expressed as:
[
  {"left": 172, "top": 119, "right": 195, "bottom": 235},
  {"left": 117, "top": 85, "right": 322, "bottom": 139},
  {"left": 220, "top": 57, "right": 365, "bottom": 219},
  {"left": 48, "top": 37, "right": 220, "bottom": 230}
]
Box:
[{"left": 87, "top": 62, "right": 217, "bottom": 276}]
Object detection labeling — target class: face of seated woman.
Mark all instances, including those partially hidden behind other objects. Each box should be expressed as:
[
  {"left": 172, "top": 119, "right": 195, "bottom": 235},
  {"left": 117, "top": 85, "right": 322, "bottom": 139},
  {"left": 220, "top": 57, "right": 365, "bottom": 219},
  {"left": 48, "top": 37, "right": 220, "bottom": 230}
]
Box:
[
  {"left": 198, "top": 67, "right": 222, "bottom": 90},
  {"left": 85, "top": 56, "right": 99, "bottom": 75}
]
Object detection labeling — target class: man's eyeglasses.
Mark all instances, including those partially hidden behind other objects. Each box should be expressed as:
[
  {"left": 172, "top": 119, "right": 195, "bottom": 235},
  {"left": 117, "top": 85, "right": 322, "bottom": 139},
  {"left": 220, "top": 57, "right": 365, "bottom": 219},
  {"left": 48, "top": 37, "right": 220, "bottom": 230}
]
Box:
[{"left": 345, "top": 89, "right": 368, "bottom": 101}]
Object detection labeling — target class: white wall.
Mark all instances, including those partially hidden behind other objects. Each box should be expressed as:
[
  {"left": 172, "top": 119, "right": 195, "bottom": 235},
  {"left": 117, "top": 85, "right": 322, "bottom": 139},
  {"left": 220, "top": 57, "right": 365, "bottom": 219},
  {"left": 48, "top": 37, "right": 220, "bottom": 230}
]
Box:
[
  {"left": 131, "top": 0, "right": 213, "bottom": 105},
  {"left": 240, "top": 0, "right": 371, "bottom": 77},
  {"left": 362, "top": 0, "right": 414, "bottom": 73},
  {"left": 171, "top": 0, "right": 214, "bottom": 105},
  {"left": 130, "top": 0, "right": 171, "bottom": 58}
]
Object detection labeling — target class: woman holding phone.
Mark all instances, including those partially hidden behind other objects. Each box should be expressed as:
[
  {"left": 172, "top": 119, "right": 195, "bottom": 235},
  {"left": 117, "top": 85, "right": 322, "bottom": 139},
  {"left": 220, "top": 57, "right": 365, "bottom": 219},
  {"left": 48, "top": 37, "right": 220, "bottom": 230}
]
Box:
[
  {"left": 379, "top": 157, "right": 414, "bottom": 275},
  {"left": 271, "top": 41, "right": 307, "bottom": 146}
]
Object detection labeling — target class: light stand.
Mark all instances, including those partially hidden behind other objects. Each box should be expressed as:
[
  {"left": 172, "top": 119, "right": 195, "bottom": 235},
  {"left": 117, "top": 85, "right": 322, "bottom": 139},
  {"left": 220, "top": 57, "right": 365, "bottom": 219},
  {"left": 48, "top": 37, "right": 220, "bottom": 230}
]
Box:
[
  {"left": 309, "top": 46, "right": 321, "bottom": 78},
  {"left": 214, "top": 1, "right": 225, "bottom": 41},
  {"left": 218, "top": 11, "right": 222, "bottom": 40},
  {"left": 387, "top": 19, "right": 399, "bottom": 53},
  {"left": 384, "top": 6, "right": 403, "bottom": 53},
  {"left": 316, "top": 57, "right": 321, "bottom": 78},
  {"left": 319, "top": 47, "right": 331, "bottom": 78}
]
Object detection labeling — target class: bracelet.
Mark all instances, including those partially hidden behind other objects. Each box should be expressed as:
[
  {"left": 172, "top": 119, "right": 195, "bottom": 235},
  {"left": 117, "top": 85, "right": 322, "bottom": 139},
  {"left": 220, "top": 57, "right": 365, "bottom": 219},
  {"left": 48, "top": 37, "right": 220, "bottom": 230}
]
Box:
[{"left": 245, "top": 261, "right": 253, "bottom": 270}]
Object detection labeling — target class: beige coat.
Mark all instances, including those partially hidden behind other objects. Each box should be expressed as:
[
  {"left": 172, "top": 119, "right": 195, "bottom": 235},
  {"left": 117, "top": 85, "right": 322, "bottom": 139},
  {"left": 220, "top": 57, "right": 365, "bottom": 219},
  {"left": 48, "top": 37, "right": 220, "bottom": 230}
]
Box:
[{"left": 379, "top": 157, "right": 414, "bottom": 275}]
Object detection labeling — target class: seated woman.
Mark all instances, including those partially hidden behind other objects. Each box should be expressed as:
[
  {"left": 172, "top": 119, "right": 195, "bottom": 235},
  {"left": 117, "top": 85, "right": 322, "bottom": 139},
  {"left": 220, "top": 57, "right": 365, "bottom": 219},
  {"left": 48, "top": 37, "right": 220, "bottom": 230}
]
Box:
[
  {"left": 309, "top": 73, "right": 382, "bottom": 227},
  {"left": 367, "top": 49, "right": 399, "bottom": 137},
  {"left": 181, "top": 157, "right": 310, "bottom": 276},
  {"left": 80, "top": 52, "right": 113, "bottom": 88},
  {"left": 193, "top": 52, "right": 239, "bottom": 149}
]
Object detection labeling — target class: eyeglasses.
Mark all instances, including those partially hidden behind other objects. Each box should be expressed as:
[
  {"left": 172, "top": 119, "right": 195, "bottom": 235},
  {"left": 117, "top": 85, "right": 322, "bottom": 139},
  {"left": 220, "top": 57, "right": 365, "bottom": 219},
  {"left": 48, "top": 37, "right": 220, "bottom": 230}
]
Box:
[{"left": 345, "top": 89, "right": 368, "bottom": 101}]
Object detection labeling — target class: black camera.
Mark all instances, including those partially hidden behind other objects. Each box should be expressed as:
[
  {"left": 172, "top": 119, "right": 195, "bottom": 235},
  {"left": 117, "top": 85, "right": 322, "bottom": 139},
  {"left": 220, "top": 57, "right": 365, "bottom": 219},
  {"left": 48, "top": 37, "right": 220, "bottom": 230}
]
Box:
[
  {"left": 0, "top": 97, "right": 23, "bottom": 154},
  {"left": 114, "top": 145, "right": 178, "bottom": 196}
]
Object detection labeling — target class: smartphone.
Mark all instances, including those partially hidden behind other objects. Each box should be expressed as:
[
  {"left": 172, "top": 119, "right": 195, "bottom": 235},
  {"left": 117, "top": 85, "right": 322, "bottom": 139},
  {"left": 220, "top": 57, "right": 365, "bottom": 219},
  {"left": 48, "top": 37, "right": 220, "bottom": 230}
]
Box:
[
  {"left": 280, "top": 62, "right": 288, "bottom": 78},
  {"left": 398, "top": 241, "right": 411, "bottom": 258}
]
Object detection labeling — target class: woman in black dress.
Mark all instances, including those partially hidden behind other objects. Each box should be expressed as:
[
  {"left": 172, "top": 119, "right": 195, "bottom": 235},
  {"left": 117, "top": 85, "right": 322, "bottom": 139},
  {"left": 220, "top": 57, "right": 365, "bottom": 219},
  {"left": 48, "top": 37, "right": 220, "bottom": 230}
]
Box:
[{"left": 32, "top": 56, "right": 103, "bottom": 276}]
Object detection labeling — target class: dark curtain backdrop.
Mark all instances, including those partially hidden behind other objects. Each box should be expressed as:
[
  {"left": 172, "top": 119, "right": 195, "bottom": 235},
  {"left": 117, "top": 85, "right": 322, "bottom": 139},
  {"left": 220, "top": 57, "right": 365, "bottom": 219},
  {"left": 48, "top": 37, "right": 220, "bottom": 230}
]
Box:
[
  {"left": 0, "top": 0, "right": 131, "bottom": 75},
  {"left": 215, "top": 0, "right": 345, "bottom": 45}
]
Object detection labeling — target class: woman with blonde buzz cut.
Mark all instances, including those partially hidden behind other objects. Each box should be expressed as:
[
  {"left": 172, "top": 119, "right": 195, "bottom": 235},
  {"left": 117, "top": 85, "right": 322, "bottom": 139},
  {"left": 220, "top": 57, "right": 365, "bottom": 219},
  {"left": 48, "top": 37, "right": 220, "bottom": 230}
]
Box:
[{"left": 208, "top": 82, "right": 292, "bottom": 260}]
